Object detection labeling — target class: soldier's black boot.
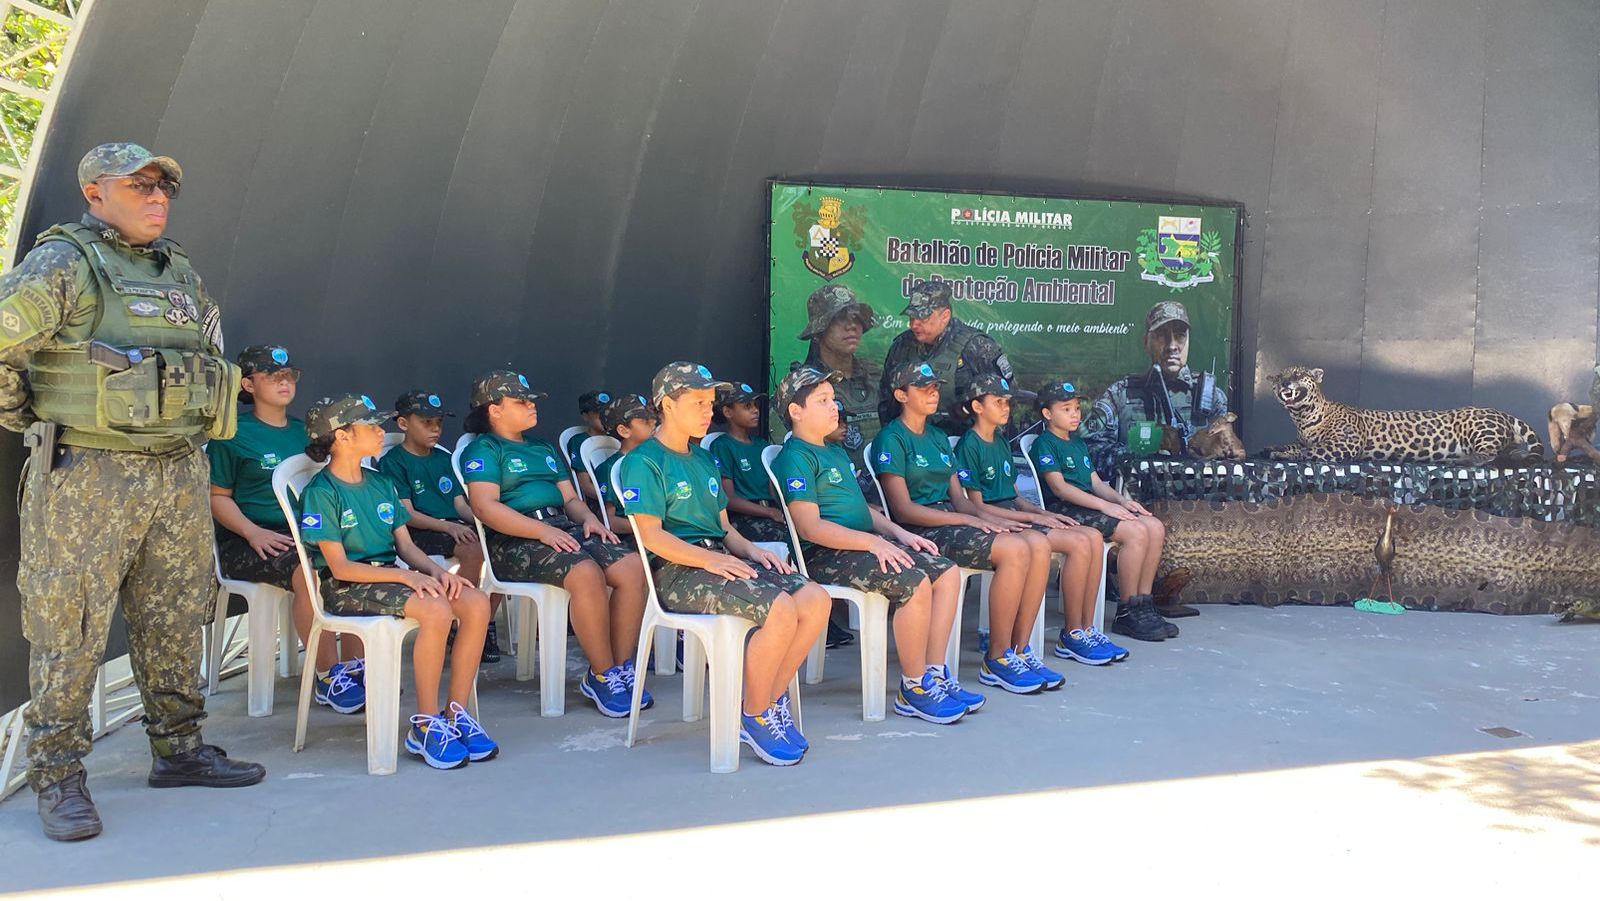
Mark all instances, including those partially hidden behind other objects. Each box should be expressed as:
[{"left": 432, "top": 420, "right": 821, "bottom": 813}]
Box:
[
  {"left": 148, "top": 744, "right": 266, "bottom": 789},
  {"left": 1110, "top": 595, "right": 1168, "bottom": 643},
  {"left": 37, "top": 771, "right": 102, "bottom": 842}
]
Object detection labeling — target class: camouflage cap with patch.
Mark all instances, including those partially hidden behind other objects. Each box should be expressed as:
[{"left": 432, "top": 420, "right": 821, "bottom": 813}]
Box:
[
  {"left": 901, "top": 279, "right": 953, "bottom": 319},
  {"left": 1035, "top": 380, "right": 1081, "bottom": 408},
  {"left": 77, "top": 142, "right": 182, "bottom": 189},
  {"left": 798, "top": 284, "right": 875, "bottom": 340},
  {"left": 602, "top": 393, "right": 654, "bottom": 433},
  {"left": 718, "top": 381, "right": 766, "bottom": 407},
  {"left": 471, "top": 370, "right": 545, "bottom": 407},
  {"left": 774, "top": 366, "right": 843, "bottom": 424},
  {"left": 305, "top": 393, "right": 394, "bottom": 441},
  {"left": 578, "top": 390, "right": 613, "bottom": 414},
  {"left": 395, "top": 390, "right": 455, "bottom": 418},
  {"left": 237, "top": 344, "right": 294, "bottom": 377},
  {"left": 889, "top": 360, "right": 943, "bottom": 390},
  {"left": 961, "top": 373, "right": 1015, "bottom": 405},
  {"left": 1146, "top": 300, "right": 1190, "bottom": 334},
  {"left": 651, "top": 361, "right": 730, "bottom": 404}
]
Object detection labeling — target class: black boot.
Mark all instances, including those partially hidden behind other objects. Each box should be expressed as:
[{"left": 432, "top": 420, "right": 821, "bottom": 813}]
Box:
[
  {"left": 148, "top": 744, "right": 266, "bottom": 789},
  {"left": 37, "top": 771, "right": 102, "bottom": 842},
  {"left": 1110, "top": 595, "right": 1168, "bottom": 643},
  {"left": 481, "top": 621, "right": 503, "bottom": 663}
]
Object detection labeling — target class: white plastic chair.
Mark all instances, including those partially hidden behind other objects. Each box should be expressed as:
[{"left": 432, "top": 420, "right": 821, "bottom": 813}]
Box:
[
  {"left": 700, "top": 431, "right": 789, "bottom": 563},
  {"left": 557, "top": 426, "right": 589, "bottom": 495},
  {"left": 272, "top": 454, "right": 477, "bottom": 776},
  {"left": 452, "top": 437, "right": 573, "bottom": 715},
  {"left": 862, "top": 440, "right": 988, "bottom": 680},
  {"left": 206, "top": 537, "right": 297, "bottom": 718},
  {"left": 612, "top": 464, "right": 802, "bottom": 773},
  {"left": 1020, "top": 433, "right": 1113, "bottom": 628},
  {"left": 761, "top": 444, "right": 889, "bottom": 721},
  {"left": 700, "top": 431, "right": 726, "bottom": 450}
]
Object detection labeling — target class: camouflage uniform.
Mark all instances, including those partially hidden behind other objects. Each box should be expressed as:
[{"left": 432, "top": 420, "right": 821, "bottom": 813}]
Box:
[
  {"left": 1, "top": 144, "right": 229, "bottom": 790},
  {"left": 215, "top": 530, "right": 299, "bottom": 590},
  {"left": 903, "top": 502, "right": 998, "bottom": 570},
  {"left": 797, "top": 285, "right": 882, "bottom": 460},
  {"left": 319, "top": 573, "right": 414, "bottom": 617},
  {"left": 652, "top": 540, "right": 811, "bottom": 626},
  {"left": 878, "top": 281, "right": 1012, "bottom": 433},
  {"left": 802, "top": 545, "right": 954, "bottom": 607},
  {"left": 484, "top": 516, "right": 634, "bottom": 584}
]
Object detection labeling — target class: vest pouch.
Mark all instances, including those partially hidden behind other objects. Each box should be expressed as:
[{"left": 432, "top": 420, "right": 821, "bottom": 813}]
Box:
[
  {"left": 97, "top": 354, "right": 162, "bottom": 429},
  {"left": 206, "top": 357, "right": 242, "bottom": 441}
]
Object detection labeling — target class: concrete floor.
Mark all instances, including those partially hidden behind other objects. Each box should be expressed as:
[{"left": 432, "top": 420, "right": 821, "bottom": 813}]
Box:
[{"left": 2, "top": 603, "right": 1598, "bottom": 896}]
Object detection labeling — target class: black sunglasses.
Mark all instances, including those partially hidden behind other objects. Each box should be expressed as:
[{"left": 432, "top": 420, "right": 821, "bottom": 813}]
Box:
[{"left": 99, "top": 174, "right": 180, "bottom": 200}]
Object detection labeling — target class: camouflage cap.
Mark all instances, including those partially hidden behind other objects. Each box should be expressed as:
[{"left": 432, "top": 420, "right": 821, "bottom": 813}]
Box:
[
  {"left": 471, "top": 370, "right": 545, "bottom": 407},
  {"left": 237, "top": 345, "right": 294, "bottom": 377},
  {"left": 798, "top": 285, "right": 876, "bottom": 340},
  {"left": 961, "top": 373, "right": 1015, "bottom": 405},
  {"left": 1146, "top": 301, "right": 1190, "bottom": 334},
  {"left": 77, "top": 142, "right": 182, "bottom": 189},
  {"left": 651, "top": 361, "right": 730, "bottom": 404},
  {"left": 889, "top": 360, "right": 943, "bottom": 391},
  {"left": 718, "top": 381, "right": 766, "bottom": 407},
  {"left": 601, "top": 393, "right": 654, "bottom": 433},
  {"left": 774, "top": 366, "right": 843, "bottom": 425},
  {"left": 578, "top": 390, "right": 613, "bottom": 414},
  {"left": 1035, "top": 380, "right": 1081, "bottom": 408},
  {"left": 901, "top": 279, "right": 953, "bottom": 319},
  {"left": 305, "top": 393, "right": 394, "bottom": 441},
  {"left": 395, "top": 390, "right": 455, "bottom": 418}
]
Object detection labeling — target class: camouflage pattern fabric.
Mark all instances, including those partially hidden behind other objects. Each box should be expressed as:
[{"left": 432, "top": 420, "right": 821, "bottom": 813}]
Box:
[
  {"left": 485, "top": 516, "right": 634, "bottom": 584},
  {"left": 1038, "top": 499, "right": 1120, "bottom": 540},
  {"left": 409, "top": 525, "right": 462, "bottom": 559},
  {"left": 20, "top": 447, "right": 214, "bottom": 789},
  {"left": 803, "top": 544, "right": 954, "bottom": 607},
  {"left": 215, "top": 528, "right": 298, "bottom": 590},
  {"left": 903, "top": 503, "right": 998, "bottom": 569},
  {"left": 652, "top": 540, "right": 811, "bottom": 626},
  {"left": 728, "top": 510, "right": 791, "bottom": 545},
  {"left": 1085, "top": 367, "right": 1228, "bottom": 480},
  {"left": 318, "top": 573, "right": 412, "bottom": 617}
]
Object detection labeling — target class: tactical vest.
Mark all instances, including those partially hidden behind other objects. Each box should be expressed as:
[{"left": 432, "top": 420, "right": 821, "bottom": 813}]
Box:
[
  {"left": 26, "top": 223, "right": 240, "bottom": 452},
  {"left": 924, "top": 324, "right": 981, "bottom": 417}
]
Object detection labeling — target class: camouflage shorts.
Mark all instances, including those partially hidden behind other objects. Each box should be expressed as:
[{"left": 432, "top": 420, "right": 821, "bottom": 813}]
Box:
[
  {"left": 904, "top": 503, "right": 998, "bottom": 569},
  {"left": 410, "top": 521, "right": 464, "bottom": 558},
  {"left": 728, "top": 510, "right": 792, "bottom": 545},
  {"left": 485, "top": 516, "right": 635, "bottom": 585},
  {"left": 652, "top": 541, "right": 812, "bottom": 626},
  {"left": 987, "top": 499, "right": 1055, "bottom": 532},
  {"left": 802, "top": 544, "right": 955, "bottom": 607},
  {"left": 1043, "top": 500, "right": 1120, "bottom": 540},
  {"left": 216, "top": 528, "right": 300, "bottom": 591},
  {"left": 319, "top": 570, "right": 412, "bottom": 617}
]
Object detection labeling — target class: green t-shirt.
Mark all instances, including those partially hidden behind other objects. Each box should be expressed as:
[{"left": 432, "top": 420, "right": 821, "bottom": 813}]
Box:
[
  {"left": 377, "top": 443, "right": 464, "bottom": 522},
  {"left": 874, "top": 419, "right": 956, "bottom": 505},
  {"left": 207, "top": 410, "right": 309, "bottom": 529},
  {"left": 772, "top": 437, "right": 873, "bottom": 533},
  {"left": 1031, "top": 429, "right": 1094, "bottom": 492},
  {"left": 708, "top": 433, "right": 773, "bottom": 503},
  {"left": 953, "top": 430, "right": 1018, "bottom": 502},
  {"left": 461, "top": 433, "right": 570, "bottom": 515},
  {"left": 298, "top": 468, "right": 412, "bottom": 569},
  {"left": 615, "top": 437, "right": 728, "bottom": 542},
  {"left": 593, "top": 449, "right": 625, "bottom": 516},
  {"left": 565, "top": 430, "right": 596, "bottom": 474}
]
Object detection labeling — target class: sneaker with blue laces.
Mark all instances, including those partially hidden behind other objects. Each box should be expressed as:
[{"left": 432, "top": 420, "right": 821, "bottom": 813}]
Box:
[
  {"left": 1054, "top": 628, "right": 1117, "bottom": 665},
  {"left": 938, "top": 665, "right": 986, "bottom": 713},
  {"left": 894, "top": 672, "right": 968, "bottom": 724},
  {"left": 1019, "top": 645, "right": 1066, "bottom": 689},
  {"left": 580, "top": 666, "right": 632, "bottom": 718},
  {"left": 314, "top": 661, "right": 366, "bottom": 714},
  {"left": 619, "top": 659, "right": 654, "bottom": 711},
  {"left": 404, "top": 713, "right": 468, "bottom": 770},
  {"left": 775, "top": 693, "right": 807, "bottom": 751},
  {"left": 447, "top": 701, "right": 499, "bottom": 762},
  {"left": 1092, "top": 628, "right": 1130, "bottom": 661},
  {"left": 978, "top": 650, "right": 1046, "bottom": 694},
  {"left": 739, "top": 707, "right": 804, "bottom": 766}
]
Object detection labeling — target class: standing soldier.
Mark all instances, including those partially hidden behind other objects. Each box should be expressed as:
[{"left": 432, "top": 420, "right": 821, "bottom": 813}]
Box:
[
  {"left": 877, "top": 279, "right": 1012, "bottom": 433},
  {"left": 796, "top": 284, "right": 881, "bottom": 464},
  {"left": 0, "top": 143, "right": 265, "bottom": 842}
]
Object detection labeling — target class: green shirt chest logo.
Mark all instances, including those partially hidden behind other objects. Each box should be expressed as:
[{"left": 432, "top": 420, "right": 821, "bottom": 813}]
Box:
[
  {"left": 259, "top": 452, "right": 282, "bottom": 470},
  {"left": 413, "top": 479, "right": 427, "bottom": 495},
  {"left": 671, "top": 480, "right": 693, "bottom": 501},
  {"left": 913, "top": 454, "right": 929, "bottom": 468},
  {"left": 377, "top": 502, "right": 395, "bottom": 525},
  {"left": 340, "top": 509, "right": 358, "bottom": 529},
  {"left": 507, "top": 458, "right": 529, "bottom": 474},
  {"left": 825, "top": 467, "right": 843, "bottom": 484},
  {"left": 737, "top": 458, "right": 752, "bottom": 472}
]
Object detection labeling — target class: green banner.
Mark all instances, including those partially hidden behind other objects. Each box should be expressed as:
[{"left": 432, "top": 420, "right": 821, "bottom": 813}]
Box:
[{"left": 767, "top": 180, "right": 1241, "bottom": 455}]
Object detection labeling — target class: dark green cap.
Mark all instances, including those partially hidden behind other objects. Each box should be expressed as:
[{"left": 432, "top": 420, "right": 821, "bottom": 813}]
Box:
[
  {"left": 1146, "top": 301, "right": 1190, "bottom": 334},
  {"left": 471, "top": 370, "right": 545, "bottom": 407},
  {"left": 395, "top": 390, "right": 454, "bottom": 418},
  {"left": 306, "top": 393, "right": 393, "bottom": 441},
  {"left": 798, "top": 285, "right": 875, "bottom": 340},
  {"left": 774, "top": 366, "right": 843, "bottom": 425},
  {"left": 718, "top": 381, "right": 765, "bottom": 407},
  {"left": 237, "top": 344, "right": 294, "bottom": 376},
  {"left": 888, "top": 360, "right": 943, "bottom": 390},
  {"left": 961, "top": 374, "right": 1015, "bottom": 405},
  {"left": 578, "top": 390, "right": 612, "bottom": 414},
  {"left": 651, "top": 361, "right": 729, "bottom": 404},
  {"left": 601, "top": 393, "right": 654, "bottom": 433},
  {"left": 77, "top": 142, "right": 183, "bottom": 190},
  {"left": 901, "top": 279, "right": 952, "bottom": 319},
  {"left": 1035, "top": 380, "right": 1081, "bottom": 408}
]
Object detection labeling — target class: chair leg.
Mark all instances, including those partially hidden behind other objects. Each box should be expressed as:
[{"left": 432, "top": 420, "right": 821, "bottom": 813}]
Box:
[
  {"left": 859, "top": 595, "right": 889, "bottom": 722},
  {"left": 653, "top": 625, "right": 677, "bottom": 675},
  {"left": 278, "top": 594, "right": 299, "bottom": 677},
  {"left": 707, "top": 619, "right": 752, "bottom": 774},
  {"left": 804, "top": 621, "right": 826, "bottom": 685},
  {"left": 681, "top": 629, "right": 708, "bottom": 723},
  {"left": 1094, "top": 544, "right": 1112, "bottom": 629},
  {"left": 944, "top": 574, "right": 972, "bottom": 679},
  {"left": 787, "top": 672, "right": 803, "bottom": 733},
  {"left": 293, "top": 624, "right": 322, "bottom": 752},
  {"left": 205, "top": 587, "right": 228, "bottom": 696},
  {"left": 515, "top": 596, "right": 537, "bottom": 682},
  {"left": 537, "top": 594, "right": 569, "bottom": 717},
  {"left": 626, "top": 618, "right": 657, "bottom": 749},
  {"left": 362, "top": 628, "right": 407, "bottom": 776},
  {"left": 247, "top": 592, "right": 279, "bottom": 718}
]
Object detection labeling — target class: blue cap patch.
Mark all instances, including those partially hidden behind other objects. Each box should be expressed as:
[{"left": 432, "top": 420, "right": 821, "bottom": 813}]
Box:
[
  {"left": 1062, "top": 382, "right": 1075, "bottom": 393},
  {"left": 300, "top": 513, "right": 322, "bottom": 529},
  {"left": 360, "top": 395, "right": 375, "bottom": 410},
  {"left": 1000, "top": 378, "right": 1010, "bottom": 390},
  {"left": 598, "top": 392, "right": 610, "bottom": 404},
  {"left": 918, "top": 364, "right": 934, "bottom": 378},
  {"left": 741, "top": 383, "right": 752, "bottom": 393},
  {"left": 697, "top": 365, "right": 712, "bottom": 379},
  {"left": 786, "top": 477, "right": 807, "bottom": 492},
  {"left": 518, "top": 374, "right": 529, "bottom": 387},
  {"left": 271, "top": 347, "right": 289, "bottom": 365},
  {"left": 427, "top": 394, "right": 441, "bottom": 407}
]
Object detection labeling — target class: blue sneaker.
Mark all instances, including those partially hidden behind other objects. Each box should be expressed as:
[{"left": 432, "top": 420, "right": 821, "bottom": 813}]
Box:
[
  {"left": 580, "top": 666, "right": 632, "bottom": 718},
  {"left": 447, "top": 701, "right": 499, "bottom": 762},
  {"left": 1054, "top": 628, "right": 1117, "bottom": 665},
  {"left": 938, "top": 665, "right": 986, "bottom": 713},
  {"left": 1092, "top": 628, "right": 1130, "bottom": 662},
  {"left": 894, "top": 672, "right": 967, "bottom": 724},
  {"left": 1019, "top": 645, "right": 1066, "bottom": 689},
  {"left": 978, "top": 650, "right": 1046, "bottom": 694},
  {"left": 739, "top": 707, "right": 803, "bottom": 766},
  {"left": 314, "top": 661, "right": 366, "bottom": 714},
  {"left": 620, "top": 659, "right": 654, "bottom": 711},
  {"left": 404, "top": 713, "right": 468, "bottom": 770},
  {"left": 776, "top": 693, "right": 807, "bottom": 751}
]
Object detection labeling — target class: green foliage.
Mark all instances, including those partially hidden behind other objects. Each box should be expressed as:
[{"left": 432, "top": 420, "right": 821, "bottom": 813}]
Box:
[{"left": 0, "top": 0, "right": 75, "bottom": 268}]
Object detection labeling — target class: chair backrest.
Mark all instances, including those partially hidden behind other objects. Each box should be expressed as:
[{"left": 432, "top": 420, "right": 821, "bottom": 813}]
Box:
[
  {"left": 947, "top": 434, "right": 960, "bottom": 450},
  {"left": 609, "top": 464, "right": 667, "bottom": 614},
  {"left": 578, "top": 435, "right": 622, "bottom": 528},
  {"left": 451, "top": 435, "right": 515, "bottom": 589},
  {"left": 860, "top": 440, "right": 891, "bottom": 511},
  {"left": 700, "top": 431, "right": 725, "bottom": 451},
  {"left": 454, "top": 432, "right": 474, "bottom": 455},
  {"left": 270, "top": 453, "right": 329, "bottom": 615},
  {"left": 1018, "top": 433, "right": 1046, "bottom": 506},
  {"left": 557, "top": 426, "right": 588, "bottom": 493},
  {"left": 759, "top": 443, "right": 812, "bottom": 579}
]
